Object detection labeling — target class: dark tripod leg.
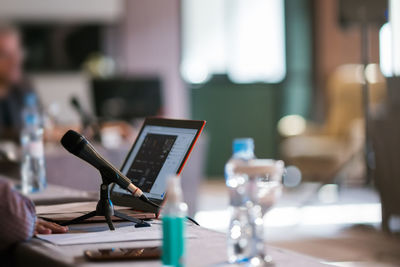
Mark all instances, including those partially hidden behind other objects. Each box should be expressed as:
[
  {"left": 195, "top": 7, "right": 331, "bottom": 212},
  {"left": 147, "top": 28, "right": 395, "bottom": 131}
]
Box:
[
  {"left": 114, "top": 211, "right": 150, "bottom": 228},
  {"left": 60, "top": 210, "right": 97, "bottom": 226},
  {"left": 105, "top": 213, "right": 115, "bottom": 231}
]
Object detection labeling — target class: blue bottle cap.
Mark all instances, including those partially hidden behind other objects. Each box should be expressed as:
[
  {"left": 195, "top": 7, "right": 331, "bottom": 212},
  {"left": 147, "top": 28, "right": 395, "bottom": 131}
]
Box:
[
  {"left": 233, "top": 138, "right": 254, "bottom": 154},
  {"left": 24, "top": 93, "right": 37, "bottom": 107}
]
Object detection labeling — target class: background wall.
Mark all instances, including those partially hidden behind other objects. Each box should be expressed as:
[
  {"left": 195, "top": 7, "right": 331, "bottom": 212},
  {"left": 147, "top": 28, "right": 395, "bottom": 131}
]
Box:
[
  {"left": 282, "top": 0, "right": 313, "bottom": 118},
  {"left": 191, "top": 78, "right": 281, "bottom": 177},
  {"left": 312, "top": 0, "right": 381, "bottom": 121},
  {"left": 104, "top": 0, "right": 188, "bottom": 119},
  {"left": 191, "top": 0, "right": 313, "bottom": 177}
]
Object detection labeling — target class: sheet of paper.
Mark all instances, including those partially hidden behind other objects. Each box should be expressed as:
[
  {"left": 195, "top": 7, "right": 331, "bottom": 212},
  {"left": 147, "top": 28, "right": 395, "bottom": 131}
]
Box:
[
  {"left": 36, "top": 224, "right": 195, "bottom": 246},
  {"left": 37, "top": 224, "right": 162, "bottom": 245}
]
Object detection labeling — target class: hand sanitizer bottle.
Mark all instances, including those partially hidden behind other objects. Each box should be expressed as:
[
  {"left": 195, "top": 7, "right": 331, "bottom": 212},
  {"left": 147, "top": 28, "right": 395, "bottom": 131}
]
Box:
[{"left": 162, "top": 175, "right": 188, "bottom": 267}]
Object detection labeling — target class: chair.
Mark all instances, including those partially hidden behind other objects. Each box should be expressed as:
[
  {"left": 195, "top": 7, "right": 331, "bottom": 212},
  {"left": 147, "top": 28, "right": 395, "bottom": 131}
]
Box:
[{"left": 280, "top": 64, "right": 386, "bottom": 183}]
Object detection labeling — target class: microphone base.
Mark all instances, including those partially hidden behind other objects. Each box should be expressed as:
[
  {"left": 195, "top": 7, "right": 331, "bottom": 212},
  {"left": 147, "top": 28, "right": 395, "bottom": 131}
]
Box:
[{"left": 60, "top": 183, "right": 150, "bottom": 230}]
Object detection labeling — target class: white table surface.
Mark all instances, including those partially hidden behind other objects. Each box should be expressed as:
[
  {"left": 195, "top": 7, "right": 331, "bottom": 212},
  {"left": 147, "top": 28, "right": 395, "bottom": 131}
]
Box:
[
  {"left": 14, "top": 221, "right": 332, "bottom": 267},
  {"left": 5, "top": 177, "right": 331, "bottom": 266}
]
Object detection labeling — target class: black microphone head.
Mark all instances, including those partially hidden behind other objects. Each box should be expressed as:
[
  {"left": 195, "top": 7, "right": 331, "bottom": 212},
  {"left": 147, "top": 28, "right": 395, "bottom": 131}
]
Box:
[
  {"left": 61, "top": 130, "right": 87, "bottom": 155},
  {"left": 70, "top": 97, "right": 81, "bottom": 110},
  {"left": 60, "top": 130, "right": 133, "bottom": 191}
]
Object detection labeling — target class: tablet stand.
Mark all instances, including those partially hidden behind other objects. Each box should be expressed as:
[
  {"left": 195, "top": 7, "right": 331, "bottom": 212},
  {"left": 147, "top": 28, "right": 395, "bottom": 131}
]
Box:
[{"left": 60, "top": 172, "right": 150, "bottom": 230}]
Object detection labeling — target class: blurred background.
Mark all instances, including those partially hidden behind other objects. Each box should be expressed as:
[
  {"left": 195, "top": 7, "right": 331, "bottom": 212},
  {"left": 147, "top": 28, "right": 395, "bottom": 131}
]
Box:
[{"left": 0, "top": 0, "right": 400, "bottom": 265}]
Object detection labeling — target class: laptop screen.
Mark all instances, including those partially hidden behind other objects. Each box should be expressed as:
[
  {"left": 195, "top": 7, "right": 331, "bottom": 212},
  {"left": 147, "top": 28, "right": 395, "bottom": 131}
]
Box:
[{"left": 112, "top": 125, "right": 198, "bottom": 200}]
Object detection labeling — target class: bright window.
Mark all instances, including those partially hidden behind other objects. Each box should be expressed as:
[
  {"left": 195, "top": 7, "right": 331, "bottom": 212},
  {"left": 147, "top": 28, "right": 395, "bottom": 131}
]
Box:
[{"left": 181, "top": 0, "right": 286, "bottom": 84}]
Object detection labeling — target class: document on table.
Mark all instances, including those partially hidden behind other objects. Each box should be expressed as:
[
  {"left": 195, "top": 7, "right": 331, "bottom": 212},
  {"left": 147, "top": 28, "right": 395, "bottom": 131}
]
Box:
[{"left": 36, "top": 224, "right": 195, "bottom": 246}]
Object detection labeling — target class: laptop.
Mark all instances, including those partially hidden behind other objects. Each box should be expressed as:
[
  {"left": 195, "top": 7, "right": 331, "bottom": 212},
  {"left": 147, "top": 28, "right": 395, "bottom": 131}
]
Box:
[{"left": 110, "top": 117, "right": 206, "bottom": 216}]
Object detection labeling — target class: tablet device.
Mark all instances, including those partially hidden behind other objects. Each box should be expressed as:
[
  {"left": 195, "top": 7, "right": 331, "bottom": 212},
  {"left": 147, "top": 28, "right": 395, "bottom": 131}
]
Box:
[{"left": 111, "top": 118, "right": 205, "bottom": 214}]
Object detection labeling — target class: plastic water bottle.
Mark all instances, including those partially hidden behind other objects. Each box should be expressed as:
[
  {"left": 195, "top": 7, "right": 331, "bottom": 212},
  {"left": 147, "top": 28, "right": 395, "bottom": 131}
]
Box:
[
  {"left": 162, "top": 176, "right": 188, "bottom": 267},
  {"left": 225, "top": 138, "right": 256, "bottom": 264},
  {"left": 226, "top": 139, "right": 285, "bottom": 266},
  {"left": 20, "top": 93, "right": 46, "bottom": 194}
]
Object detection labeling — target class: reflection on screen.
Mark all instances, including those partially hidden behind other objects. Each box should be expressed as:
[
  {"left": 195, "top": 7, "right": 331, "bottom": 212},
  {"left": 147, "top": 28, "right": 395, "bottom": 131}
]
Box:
[{"left": 114, "top": 125, "right": 198, "bottom": 200}]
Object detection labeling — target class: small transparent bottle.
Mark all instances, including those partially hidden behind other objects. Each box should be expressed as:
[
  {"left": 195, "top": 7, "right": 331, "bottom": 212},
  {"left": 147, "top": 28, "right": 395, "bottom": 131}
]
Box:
[
  {"left": 162, "top": 176, "right": 188, "bottom": 267},
  {"left": 225, "top": 138, "right": 256, "bottom": 264},
  {"left": 20, "top": 93, "right": 46, "bottom": 194}
]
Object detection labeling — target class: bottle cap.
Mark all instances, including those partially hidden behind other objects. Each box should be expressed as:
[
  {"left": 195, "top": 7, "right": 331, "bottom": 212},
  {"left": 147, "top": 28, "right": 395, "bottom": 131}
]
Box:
[
  {"left": 24, "top": 93, "right": 37, "bottom": 107},
  {"left": 233, "top": 138, "right": 254, "bottom": 154}
]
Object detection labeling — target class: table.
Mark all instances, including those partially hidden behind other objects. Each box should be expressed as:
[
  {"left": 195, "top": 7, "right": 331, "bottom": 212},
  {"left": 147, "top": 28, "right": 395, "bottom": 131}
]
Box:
[
  {"left": 10, "top": 180, "right": 331, "bottom": 266},
  {"left": 14, "top": 221, "right": 331, "bottom": 267}
]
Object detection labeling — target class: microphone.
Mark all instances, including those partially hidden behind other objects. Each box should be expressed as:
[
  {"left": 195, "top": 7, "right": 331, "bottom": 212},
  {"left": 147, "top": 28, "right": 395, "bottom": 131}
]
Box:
[
  {"left": 70, "top": 97, "right": 102, "bottom": 142},
  {"left": 60, "top": 130, "right": 156, "bottom": 207},
  {"left": 70, "top": 97, "right": 92, "bottom": 129}
]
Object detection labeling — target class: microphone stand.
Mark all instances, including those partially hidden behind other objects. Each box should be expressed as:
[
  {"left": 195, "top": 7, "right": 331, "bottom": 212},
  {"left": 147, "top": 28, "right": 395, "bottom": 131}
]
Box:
[{"left": 60, "top": 172, "right": 150, "bottom": 230}]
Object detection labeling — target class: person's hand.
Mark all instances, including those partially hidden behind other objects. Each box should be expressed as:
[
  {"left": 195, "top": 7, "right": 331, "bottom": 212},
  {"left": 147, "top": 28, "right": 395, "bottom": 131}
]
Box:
[{"left": 34, "top": 218, "right": 68, "bottom": 235}]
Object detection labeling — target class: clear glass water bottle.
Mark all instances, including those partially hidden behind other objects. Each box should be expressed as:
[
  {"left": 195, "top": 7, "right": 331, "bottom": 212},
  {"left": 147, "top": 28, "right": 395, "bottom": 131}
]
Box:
[
  {"left": 225, "top": 138, "right": 256, "bottom": 264},
  {"left": 20, "top": 93, "right": 46, "bottom": 194}
]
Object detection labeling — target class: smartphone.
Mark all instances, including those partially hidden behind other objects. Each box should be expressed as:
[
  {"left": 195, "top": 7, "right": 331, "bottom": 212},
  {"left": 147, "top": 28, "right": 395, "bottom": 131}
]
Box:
[{"left": 84, "top": 246, "right": 161, "bottom": 261}]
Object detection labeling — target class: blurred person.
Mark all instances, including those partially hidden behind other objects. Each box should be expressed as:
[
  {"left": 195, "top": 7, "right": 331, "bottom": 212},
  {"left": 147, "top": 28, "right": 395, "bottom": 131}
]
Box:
[
  {"left": 0, "top": 177, "right": 68, "bottom": 263},
  {"left": 0, "top": 23, "right": 38, "bottom": 179},
  {"left": 0, "top": 24, "right": 68, "bottom": 264},
  {"left": 0, "top": 22, "right": 136, "bottom": 142},
  {"left": 0, "top": 23, "right": 34, "bottom": 141}
]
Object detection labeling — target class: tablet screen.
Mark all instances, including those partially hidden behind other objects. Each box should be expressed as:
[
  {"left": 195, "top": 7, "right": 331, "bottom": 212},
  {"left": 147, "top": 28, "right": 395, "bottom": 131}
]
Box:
[{"left": 112, "top": 125, "right": 198, "bottom": 200}]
